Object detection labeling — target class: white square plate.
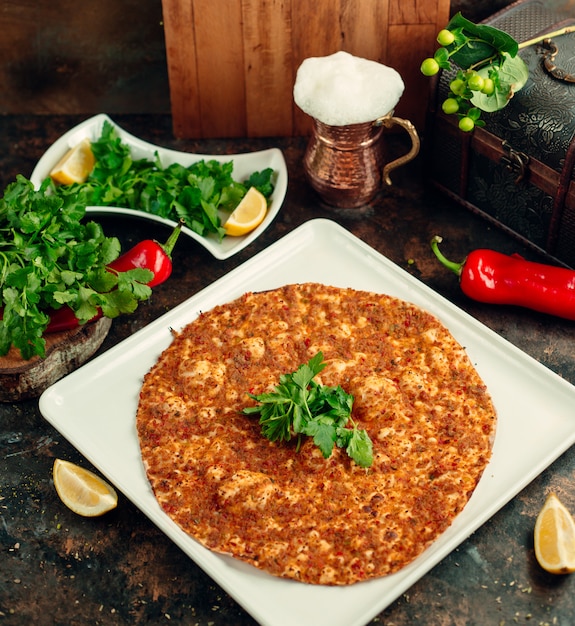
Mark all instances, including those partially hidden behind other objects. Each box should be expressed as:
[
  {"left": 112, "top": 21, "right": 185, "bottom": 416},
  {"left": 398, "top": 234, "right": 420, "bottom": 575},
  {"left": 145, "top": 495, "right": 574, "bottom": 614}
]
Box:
[
  {"left": 30, "top": 114, "right": 288, "bottom": 260},
  {"left": 39, "top": 219, "right": 575, "bottom": 626}
]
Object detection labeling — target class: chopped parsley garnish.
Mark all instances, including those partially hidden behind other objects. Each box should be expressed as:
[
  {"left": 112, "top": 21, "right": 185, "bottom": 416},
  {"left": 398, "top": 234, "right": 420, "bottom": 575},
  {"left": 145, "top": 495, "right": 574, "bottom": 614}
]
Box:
[
  {"left": 243, "top": 352, "right": 373, "bottom": 467},
  {"left": 51, "top": 121, "right": 275, "bottom": 241}
]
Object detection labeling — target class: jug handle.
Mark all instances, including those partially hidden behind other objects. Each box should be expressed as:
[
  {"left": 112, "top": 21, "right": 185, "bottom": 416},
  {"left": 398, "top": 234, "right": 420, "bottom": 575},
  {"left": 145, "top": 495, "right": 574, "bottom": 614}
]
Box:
[{"left": 375, "top": 115, "right": 420, "bottom": 186}]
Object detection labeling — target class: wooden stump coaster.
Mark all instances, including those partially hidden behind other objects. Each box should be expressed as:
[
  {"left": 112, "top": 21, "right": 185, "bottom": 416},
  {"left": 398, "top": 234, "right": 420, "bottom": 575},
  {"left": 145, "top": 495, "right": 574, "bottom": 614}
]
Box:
[{"left": 0, "top": 317, "right": 113, "bottom": 402}]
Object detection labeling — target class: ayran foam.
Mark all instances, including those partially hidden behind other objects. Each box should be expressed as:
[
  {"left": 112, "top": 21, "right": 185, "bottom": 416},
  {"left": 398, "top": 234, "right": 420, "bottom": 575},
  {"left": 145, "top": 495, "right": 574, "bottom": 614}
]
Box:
[{"left": 293, "top": 51, "right": 405, "bottom": 126}]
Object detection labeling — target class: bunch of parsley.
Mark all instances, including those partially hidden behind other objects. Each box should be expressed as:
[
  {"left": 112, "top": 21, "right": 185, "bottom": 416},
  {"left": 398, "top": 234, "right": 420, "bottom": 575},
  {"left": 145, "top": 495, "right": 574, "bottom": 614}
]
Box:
[
  {"left": 243, "top": 352, "right": 374, "bottom": 467},
  {"left": 0, "top": 176, "right": 153, "bottom": 360},
  {"left": 51, "top": 121, "right": 275, "bottom": 240}
]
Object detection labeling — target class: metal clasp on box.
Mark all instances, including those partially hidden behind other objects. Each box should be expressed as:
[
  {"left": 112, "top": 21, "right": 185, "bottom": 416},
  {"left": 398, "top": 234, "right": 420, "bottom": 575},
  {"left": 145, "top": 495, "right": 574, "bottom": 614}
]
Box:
[{"left": 501, "top": 141, "right": 529, "bottom": 184}]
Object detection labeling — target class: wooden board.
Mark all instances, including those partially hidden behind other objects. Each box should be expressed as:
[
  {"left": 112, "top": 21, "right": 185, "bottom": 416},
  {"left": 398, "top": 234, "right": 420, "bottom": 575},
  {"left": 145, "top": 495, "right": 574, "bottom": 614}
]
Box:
[
  {"left": 161, "top": 0, "right": 451, "bottom": 138},
  {"left": 0, "top": 317, "right": 112, "bottom": 402}
]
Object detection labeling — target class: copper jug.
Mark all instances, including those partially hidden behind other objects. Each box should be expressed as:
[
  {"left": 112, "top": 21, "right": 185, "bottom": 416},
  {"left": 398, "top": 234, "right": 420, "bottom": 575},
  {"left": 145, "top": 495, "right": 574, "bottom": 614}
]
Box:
[{"left": 302, "top": 112, "right": 420, "bottom": 208}]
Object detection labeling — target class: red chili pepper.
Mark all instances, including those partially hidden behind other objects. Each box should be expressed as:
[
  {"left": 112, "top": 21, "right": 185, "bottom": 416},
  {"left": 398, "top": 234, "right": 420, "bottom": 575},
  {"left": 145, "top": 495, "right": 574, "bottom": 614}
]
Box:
[
  {"left": 106, "top": 220, "right": 182, "bottom": 288},
  {"left": 45, "top": 220, "right": 183, "bottom": 333},
  {"left": 430, "top": 235, "right": 575, "bottom": 320}
]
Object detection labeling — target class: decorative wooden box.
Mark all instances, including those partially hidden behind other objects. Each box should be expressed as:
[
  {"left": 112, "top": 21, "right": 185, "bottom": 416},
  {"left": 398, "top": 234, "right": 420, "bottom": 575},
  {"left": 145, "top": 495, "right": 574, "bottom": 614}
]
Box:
[
  {"left": 161, "top": 0, "right": 450, "bottom": 138},
  {"left": 426, "top": 0, "right": 575, "bottom": 267}
]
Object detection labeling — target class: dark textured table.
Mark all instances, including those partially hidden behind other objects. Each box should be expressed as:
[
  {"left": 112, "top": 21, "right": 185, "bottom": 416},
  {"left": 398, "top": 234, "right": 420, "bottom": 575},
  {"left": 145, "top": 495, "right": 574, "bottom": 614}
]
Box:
[{"left": 1, "top": 114, "right": 575, "bottom": 625}]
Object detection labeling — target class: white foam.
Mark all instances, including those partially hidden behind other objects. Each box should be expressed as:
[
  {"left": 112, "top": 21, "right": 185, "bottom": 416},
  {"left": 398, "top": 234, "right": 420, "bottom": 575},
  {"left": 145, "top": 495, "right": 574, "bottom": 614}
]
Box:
[{"left": 293, "top": 51, "right": 405, "bottom": 126}]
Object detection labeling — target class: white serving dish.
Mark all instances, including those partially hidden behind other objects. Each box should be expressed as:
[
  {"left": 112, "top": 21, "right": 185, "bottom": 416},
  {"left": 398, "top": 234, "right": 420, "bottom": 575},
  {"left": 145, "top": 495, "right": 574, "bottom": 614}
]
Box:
[
  {"left": 39, "top": 219, "right": 575, "bottom": 626},
  {"left": 30, "top": 114, "right": 288, "bottom": 260}
]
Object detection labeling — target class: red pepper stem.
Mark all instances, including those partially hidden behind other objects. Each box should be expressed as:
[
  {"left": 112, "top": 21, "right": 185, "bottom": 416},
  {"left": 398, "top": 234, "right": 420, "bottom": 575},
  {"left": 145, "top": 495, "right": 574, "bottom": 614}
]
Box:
[
  {"left": 430, "top": 236, "right": 464, "bottom": 277},
  {"left": 161, "top": 219, "right": 184, "bottom": 257}
]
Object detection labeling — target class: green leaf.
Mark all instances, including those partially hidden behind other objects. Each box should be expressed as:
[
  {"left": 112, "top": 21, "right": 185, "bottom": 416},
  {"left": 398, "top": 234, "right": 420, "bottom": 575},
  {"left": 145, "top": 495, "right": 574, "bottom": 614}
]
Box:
[
  {"left": 5, "top": 266, "right": 30, "bottom": 290},
  {"left": 197, "top": 176, "right": 216, "bottom": 202},
  {"left": 59, "top": 270, "right": 83, "bottom": 286},
  {"left": 292, "top": 351, "right": 325, "bottom": 389},
  {"left": 434, "top": 47, "right": 450, "bottom": 65},
  {"left": 262, "top": 404, "right": 294, "bottom": 442},
  {"left": 200, "top": 199, "right": 221, "bottom": 230},
  {"left": 344, "top": 427, "right": 374, "bottom": 468},
  {"left": 446, "top": 13, "right": 519, "bottom": 69},
  {"left": 87, "top": 267, "right": 119, "bottom": 293},
  {"left": 99, "top": 288, "right": 141, "bottom": 316},
  {"left": 303, "top": 419, "right": 337, "bottom": 458},
  {"left": 99, "top": 236, "right": 122, "bottom": 265},
  {"left": 322, "top": 385, "right": 354, "bottom": 417},
  {"left": 471, "top": 53, "right": 529, "bottom": 112},
  {"left": 219, "top": 183, "right": 247, "bottom": 211},
  {"left": 19, "top": 210, "right": 46, "bottom": 234},
  {"left": 117, "top": 268, "right": 153, "bottom": 299},
  {"left": 0, "top": 320, "right": 13, "bottom": 356},
  {"left": 51, "top": 290, "right": 76, "bottom": 305},
  {"left": 245, "top": 168, "right": 275, "bottom": 198},
  {"left": 73, "top": 286, "right": 100, "bottom": 322},
  {"left": 335, "top": 427, "right": 353, "bottom": 448}
]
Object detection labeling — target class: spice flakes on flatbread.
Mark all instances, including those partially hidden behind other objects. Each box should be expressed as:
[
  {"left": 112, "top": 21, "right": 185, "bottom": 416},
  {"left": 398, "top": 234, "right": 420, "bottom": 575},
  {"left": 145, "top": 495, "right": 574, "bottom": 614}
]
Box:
[{"left": 136, "top": 283, "right": 496, "bottom": 585}]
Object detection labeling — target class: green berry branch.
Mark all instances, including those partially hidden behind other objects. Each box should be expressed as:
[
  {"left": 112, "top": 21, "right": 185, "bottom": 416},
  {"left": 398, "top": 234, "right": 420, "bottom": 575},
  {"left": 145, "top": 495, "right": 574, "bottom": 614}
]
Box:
[{"left": 421, "top": 13, "right": 575, "bottom": 132}]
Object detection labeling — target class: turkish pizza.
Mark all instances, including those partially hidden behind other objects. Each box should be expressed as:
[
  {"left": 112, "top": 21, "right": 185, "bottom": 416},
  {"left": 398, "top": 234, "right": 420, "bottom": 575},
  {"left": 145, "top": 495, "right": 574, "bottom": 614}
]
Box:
[{"left": 136, "top": 283, "right": 496, "bottom": 585}]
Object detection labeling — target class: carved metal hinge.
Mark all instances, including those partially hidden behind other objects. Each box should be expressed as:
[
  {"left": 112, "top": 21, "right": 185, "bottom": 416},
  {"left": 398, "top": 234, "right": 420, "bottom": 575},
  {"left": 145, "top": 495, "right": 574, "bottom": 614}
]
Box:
[{"left": 501, "top": 141, "right": 530, "bottom": 184}]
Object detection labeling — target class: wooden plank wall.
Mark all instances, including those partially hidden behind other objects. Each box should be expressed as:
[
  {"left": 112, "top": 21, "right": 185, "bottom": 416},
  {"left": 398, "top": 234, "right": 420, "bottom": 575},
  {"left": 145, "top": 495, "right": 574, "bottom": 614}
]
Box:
[{"left": 162, "top": 0, "right": 451, "bottom": 138}]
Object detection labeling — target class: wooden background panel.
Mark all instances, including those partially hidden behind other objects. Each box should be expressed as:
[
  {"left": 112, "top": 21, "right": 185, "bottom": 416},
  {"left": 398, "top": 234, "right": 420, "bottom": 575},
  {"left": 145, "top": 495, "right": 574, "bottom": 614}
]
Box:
[
  {"left": 389, "top": 0, "right": 443, "bottom": 24},
  {"left": 340, "top": 0, "right": 390, "bottom": 60},
  {"left": 162, "top": 0, "right": 201, "bottom": 138},
  {"left": 387, "top": 23, "right": 441, "bottom": 127},
  {"left": 164, "top": 0, "right": 452, "bottom": 137},
  {"left": 193, "top": 0, "right": 246, "bottom": 138},
  {"left": 243, "top": 0, "right": 294, "bottom": 137},
  {"left": 290, "top": 0, "right": 344, "bottom": 136},
  {"left": 387, "top": 0, "right": 452, "bottom": 127}
]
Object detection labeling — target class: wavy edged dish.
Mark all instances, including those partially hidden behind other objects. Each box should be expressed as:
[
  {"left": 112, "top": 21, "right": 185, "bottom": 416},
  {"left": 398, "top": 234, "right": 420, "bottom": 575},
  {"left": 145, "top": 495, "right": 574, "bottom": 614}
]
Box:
[{"left": 30, "top": 114, "right": 288, "bottom": 260}]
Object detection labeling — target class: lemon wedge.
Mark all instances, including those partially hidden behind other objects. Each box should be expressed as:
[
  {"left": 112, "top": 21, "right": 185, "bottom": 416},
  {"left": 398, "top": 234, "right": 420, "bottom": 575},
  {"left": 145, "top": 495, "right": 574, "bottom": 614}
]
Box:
[
  {"left": 534, "top": 492, "right": 575, "bottom": 574},
  {"left": 224, "top": 187, "right": 268, "bottom": 237},
  {"left": 49, "top": 138, "right": 95, "bottom": 185},
  {"left": 53, "top": 458, "right": 118, "bottom": 517}
]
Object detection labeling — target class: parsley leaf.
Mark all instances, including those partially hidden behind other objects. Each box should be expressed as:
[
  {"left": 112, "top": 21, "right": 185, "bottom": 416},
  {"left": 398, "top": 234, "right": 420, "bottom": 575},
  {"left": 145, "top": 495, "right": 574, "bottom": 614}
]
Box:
[
  {"left": 50, "top": 121, "right": 276, "bottom": 241},
  {"left": 243, "top": 352, "right": 374, "bottom": 467},
  {"left": 339, "top": 426, "right": 374, "bottom": 469}
]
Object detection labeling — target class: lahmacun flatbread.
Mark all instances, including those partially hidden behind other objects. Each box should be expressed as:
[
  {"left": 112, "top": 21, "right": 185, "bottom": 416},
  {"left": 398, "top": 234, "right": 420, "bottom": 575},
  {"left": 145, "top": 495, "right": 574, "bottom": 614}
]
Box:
[{"left": 136, "top": 283, "right": 496, "bottom": 585}]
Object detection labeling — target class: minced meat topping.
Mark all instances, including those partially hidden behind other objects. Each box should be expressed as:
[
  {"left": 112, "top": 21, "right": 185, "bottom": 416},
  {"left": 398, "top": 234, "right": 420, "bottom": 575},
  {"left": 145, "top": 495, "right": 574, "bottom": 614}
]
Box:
[{"left": 136, "top": 283, "right": 496, "bottom": 585}]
